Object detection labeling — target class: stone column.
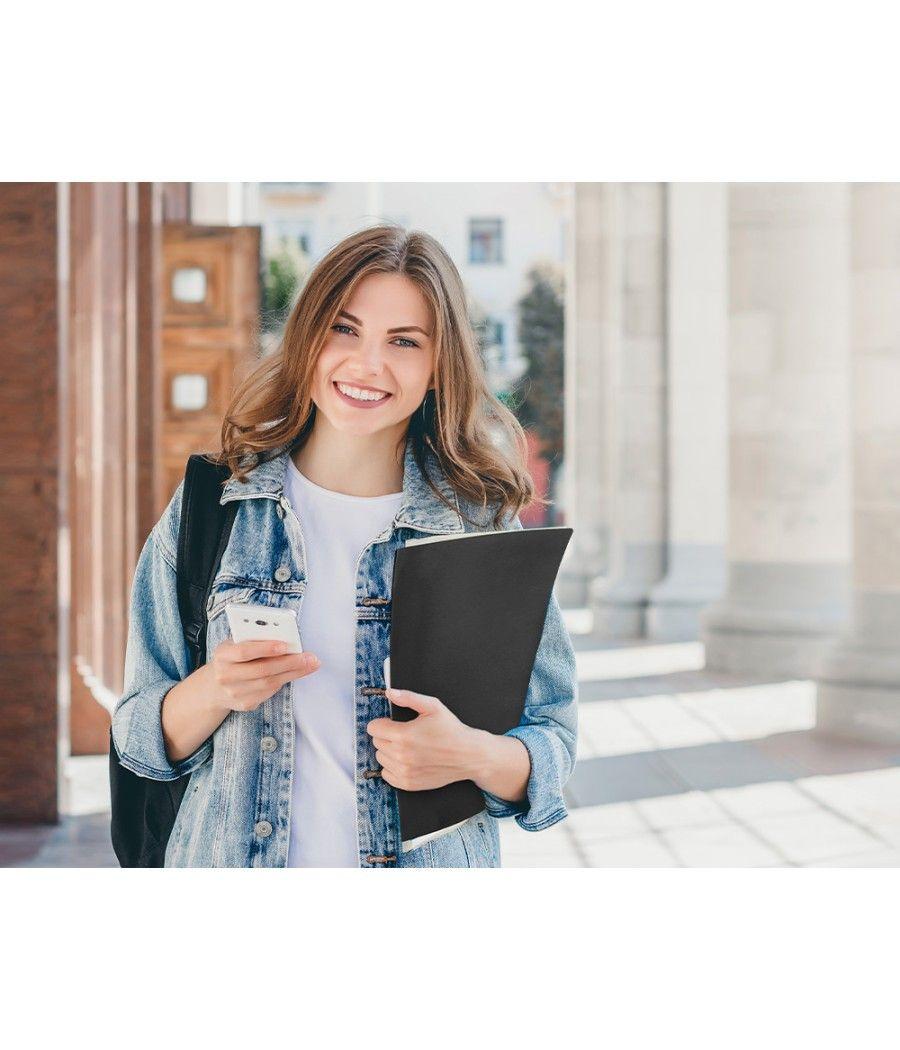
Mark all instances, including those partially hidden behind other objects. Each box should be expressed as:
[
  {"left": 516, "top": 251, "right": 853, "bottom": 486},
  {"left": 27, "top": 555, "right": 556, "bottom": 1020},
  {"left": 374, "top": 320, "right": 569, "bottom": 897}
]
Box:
[
  {"left": 589, "top": 183, "right": 668, "bottom": 637},
  {"left": 702, "top": 184, "right": 852, "bottom": 676},
  {"left": 647, "top": 184, "right": 728, "bottom": 641},
  {"left": 816, "top": 184, "right": 900, "bottom": 743},
  {"left": 558, "top": 183, "right": 621, "bottom": 607}
]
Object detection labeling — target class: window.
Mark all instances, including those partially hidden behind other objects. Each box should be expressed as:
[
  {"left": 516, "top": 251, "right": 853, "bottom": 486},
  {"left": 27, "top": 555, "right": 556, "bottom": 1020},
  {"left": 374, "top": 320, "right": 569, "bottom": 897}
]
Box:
[
  {"left": 272, "top": 220, "right": 313, "bottom": 257},
  {"left": 469, "top": 218, "right": 504, "bottom": 264},
  {"left": 170, "top": 266, "right": 207, "bottom": 303},
  {"left": 171, "top": 374, "right": 208, "bottom": 411}
]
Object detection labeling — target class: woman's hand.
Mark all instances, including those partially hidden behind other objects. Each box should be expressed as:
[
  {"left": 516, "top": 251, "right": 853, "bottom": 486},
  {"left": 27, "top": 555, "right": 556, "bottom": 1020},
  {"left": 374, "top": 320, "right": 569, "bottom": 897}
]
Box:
[
  {"left": 365, "top": 689, "right": 486, "bottom": 791},
  {"left": 162, "top": 639, "right": 320, "bottom": 764},
  {"left": 366, "top": 688, "right": 532, "bottom": 802},
  {"left": 207, "top": 639, "right": 320, "bottom": 713}
]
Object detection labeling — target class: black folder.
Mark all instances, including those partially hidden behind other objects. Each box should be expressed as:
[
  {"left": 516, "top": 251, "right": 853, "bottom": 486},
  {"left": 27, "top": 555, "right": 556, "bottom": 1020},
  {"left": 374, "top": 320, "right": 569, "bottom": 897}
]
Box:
[{"left": 387, "top": 525, "right": 574, "bottom": 848}]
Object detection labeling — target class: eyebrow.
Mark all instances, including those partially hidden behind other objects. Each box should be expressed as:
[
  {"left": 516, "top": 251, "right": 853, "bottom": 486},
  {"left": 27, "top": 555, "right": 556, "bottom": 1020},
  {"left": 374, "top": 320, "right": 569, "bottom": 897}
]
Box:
[{"left": 338, "top": 310, "right": 432, "bottom": 337}]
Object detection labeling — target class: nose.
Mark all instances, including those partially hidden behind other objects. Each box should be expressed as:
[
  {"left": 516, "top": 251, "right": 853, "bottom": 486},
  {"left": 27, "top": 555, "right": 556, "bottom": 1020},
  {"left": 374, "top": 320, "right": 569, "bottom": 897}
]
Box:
[{"left": 355, "top": 337, "right": 386, "bottom": 377}]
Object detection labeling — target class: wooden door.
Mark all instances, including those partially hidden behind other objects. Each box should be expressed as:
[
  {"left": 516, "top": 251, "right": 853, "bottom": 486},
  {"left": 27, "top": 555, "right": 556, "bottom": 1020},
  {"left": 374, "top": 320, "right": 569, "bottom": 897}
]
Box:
[{"left": 160, "top": 223, "right": 261, "bottom": 511}]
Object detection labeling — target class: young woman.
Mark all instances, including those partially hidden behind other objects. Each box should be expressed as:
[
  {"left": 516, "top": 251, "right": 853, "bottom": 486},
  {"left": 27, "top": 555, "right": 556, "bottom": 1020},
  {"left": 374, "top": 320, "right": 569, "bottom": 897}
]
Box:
[{"left": 112, "top": 224, "right": 578, "bottom": 868}]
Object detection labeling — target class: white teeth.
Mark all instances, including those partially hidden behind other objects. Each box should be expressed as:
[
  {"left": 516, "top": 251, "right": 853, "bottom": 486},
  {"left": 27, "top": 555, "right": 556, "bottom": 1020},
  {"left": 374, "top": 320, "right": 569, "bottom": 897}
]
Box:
[{"left": 336, "top": 382, "right": 389, "bottom": 402}]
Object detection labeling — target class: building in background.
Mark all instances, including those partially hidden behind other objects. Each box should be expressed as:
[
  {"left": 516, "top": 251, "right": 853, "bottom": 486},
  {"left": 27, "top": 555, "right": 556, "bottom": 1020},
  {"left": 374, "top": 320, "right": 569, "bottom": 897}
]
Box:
[{"left": 196, "top": 181, "right": 569, "bottom": 396}]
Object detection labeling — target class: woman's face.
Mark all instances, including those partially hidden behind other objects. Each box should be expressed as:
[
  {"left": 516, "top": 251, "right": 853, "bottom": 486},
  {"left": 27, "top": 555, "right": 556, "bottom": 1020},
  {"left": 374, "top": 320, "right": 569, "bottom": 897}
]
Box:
[{"left": 310, "top": 271, "right": 436, "bottom": 439}]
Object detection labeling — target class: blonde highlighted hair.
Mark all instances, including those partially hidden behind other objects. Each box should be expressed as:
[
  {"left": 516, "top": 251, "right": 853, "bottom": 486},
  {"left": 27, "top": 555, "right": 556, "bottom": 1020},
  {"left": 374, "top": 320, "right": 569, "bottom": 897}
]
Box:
[{"left": 217, "top": 224, "right": 540, "bottom": 528}]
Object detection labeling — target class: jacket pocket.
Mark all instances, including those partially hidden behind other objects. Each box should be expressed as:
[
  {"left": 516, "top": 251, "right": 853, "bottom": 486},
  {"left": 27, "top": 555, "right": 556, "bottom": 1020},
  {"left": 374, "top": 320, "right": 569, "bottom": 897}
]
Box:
[
  {"left": 207, "top": 584, "right": 257, "bottom": 625},
  {"left": 416, "top": 814, "right": 497, "bottom": 868},
  {"left": 459, "top": 814, "right": 498, "bottom": 868}
]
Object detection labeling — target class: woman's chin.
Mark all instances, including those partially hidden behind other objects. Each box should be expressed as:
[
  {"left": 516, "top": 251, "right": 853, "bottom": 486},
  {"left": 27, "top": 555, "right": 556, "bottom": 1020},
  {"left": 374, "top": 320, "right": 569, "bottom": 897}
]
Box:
[{"left": 320, "top": 410, "right": 404, "bottom": 437}]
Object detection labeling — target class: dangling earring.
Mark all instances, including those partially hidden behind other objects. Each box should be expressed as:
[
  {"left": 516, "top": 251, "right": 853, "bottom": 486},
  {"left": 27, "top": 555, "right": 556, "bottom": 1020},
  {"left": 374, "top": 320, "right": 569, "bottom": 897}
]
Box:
[{"left": 421, "top": 389, "right": 434, "bottom": 448}]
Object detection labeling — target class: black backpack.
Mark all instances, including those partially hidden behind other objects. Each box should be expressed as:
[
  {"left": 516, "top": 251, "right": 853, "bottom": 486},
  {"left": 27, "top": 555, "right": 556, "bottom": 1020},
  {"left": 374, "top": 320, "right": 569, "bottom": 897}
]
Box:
[{"left": 108, "top": 453, "right": 238, "bottom": 867}]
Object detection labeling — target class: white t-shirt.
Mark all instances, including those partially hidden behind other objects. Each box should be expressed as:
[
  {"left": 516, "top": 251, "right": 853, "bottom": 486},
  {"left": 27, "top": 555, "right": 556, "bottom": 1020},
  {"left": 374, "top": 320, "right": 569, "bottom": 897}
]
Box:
[{"left": 284, "top": 456, "right": 404, "bottom": 867}]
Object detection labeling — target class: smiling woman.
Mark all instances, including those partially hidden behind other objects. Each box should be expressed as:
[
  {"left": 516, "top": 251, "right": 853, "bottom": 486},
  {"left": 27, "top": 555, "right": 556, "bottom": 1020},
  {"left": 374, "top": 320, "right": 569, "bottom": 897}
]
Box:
[
  {"left": 293, "top": 269, "right": 441, "bottom": 495},
  {"left": 218, "top": 224, "right": 539, "bottom": 519},
  {"left": 111, "top": 224, "right": 578, "bottom": 868}
]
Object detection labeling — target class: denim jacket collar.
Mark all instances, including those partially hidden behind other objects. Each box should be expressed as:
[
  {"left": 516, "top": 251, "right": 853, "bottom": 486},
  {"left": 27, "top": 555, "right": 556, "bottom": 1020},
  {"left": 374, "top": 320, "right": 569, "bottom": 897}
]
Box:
[{"left": 218, "top": 432, "right": 466, "bottom": 536}]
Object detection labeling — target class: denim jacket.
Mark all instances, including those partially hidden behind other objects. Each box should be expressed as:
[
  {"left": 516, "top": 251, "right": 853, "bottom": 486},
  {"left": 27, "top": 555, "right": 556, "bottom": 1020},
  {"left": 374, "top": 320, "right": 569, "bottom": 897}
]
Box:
[{"left": 112, "top": 433, "right": 578, "bottom": 867}]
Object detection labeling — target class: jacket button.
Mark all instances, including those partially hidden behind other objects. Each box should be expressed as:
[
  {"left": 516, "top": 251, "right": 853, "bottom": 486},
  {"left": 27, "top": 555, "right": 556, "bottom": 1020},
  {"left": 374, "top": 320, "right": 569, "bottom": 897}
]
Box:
[
  {"left": 260, "top": 736, "right": 278, "bottom": 753},
  {"left": 274, "top": 566, "right": 291, "bottom": 583},
  {"left": 254, "top": 820, "right": 273, "bottom": 838}
]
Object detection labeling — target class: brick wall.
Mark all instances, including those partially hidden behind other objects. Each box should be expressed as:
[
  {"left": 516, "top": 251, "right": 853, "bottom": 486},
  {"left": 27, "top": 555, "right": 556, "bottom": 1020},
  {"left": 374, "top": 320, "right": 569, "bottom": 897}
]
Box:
[{"left": 0, "top": 184, "right": 60, "bottom": 823}]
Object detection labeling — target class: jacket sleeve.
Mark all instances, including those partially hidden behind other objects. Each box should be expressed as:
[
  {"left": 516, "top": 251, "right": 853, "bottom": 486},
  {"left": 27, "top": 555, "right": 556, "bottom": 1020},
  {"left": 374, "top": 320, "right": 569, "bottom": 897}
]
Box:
[
  {"left": 478, "top": 512, "right": 579, "bottom": 832},
  {"left": 111, "top": 479, "right": 214, "bottom": 781}
]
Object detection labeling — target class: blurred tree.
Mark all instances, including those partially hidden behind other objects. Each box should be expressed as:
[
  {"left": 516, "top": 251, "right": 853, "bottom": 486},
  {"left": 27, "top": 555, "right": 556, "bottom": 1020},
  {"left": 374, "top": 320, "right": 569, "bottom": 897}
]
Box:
[
  {"left": 512, "top": 262, "right": 565, "bottom": 512},
  {"left": 261, "top": 236, "right": 310, "bottom": 333}
]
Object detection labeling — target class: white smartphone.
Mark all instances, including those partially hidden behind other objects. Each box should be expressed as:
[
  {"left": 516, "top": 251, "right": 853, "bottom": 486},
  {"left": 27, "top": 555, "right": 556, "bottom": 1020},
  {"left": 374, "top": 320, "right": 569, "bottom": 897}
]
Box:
[{"left": 225, "top": 602, "right": 303, "bottom": 654}]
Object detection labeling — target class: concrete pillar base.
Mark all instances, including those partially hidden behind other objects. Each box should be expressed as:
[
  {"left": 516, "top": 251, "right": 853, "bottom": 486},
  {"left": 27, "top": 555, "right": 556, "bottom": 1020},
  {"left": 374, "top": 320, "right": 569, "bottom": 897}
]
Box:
[
  {"left": 804, "top": 605, "right": 900, "bottom": 746},
  {"left": 816, "top": 612, "right": 900, "bottom": 743},
  {"left": 591, "top": 601, "right": 645, "bottom": 638},
  {"left": 701, "top": 562, "right": 849, "bottom": 677},
  {"left": 589, "top": 577, "right": 652, "bottom": 639},
  {"left": 646, "top": 544, "right": 726, "bottom": 642},
  {"left": 557, "top": 567, "right": 591, "bottom": 609},
  {"left": 556, "top": 522, "right": 610, "bottom": 611},
  {"left": 702, "top": 622, "right": 840, "bottom": 678},
  {"left": 647, "top": 600, "right": 708, "bottom": 643},
  {"left": 589, "top": 538, "right": 666, "bottom": 638},
  {"left": 817, "top": 669, "right": 900, "bottom": 746}
]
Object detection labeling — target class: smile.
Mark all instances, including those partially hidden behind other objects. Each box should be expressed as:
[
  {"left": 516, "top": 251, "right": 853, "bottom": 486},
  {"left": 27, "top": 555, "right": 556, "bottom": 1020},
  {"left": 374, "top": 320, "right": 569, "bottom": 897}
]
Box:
[{"left": 333, "top": 381, "right": 392, "bottom": 407}]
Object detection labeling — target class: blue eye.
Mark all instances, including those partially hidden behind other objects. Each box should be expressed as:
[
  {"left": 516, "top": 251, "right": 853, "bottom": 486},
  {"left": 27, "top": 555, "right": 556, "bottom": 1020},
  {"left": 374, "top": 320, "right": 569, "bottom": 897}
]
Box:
[{"left": 332, "top": 323, "right": 419, "bottom": 349}]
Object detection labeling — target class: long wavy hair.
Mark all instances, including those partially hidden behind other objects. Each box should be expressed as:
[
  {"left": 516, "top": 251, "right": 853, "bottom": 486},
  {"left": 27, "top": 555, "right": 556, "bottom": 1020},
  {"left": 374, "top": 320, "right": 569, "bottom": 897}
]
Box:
[{"left": 215, "top": 224, "right": 541, "bottom": 528}]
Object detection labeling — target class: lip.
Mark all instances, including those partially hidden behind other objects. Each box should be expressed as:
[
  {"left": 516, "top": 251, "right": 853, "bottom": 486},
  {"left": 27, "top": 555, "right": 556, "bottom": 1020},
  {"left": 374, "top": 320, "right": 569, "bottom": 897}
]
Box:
[{"left": 332, "top": 380, "right": 393, "bottom": 409}]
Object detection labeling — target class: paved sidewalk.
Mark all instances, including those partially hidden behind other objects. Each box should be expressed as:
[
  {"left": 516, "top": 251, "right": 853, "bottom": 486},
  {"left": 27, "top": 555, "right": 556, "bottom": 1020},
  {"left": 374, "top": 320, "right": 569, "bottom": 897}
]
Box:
[
  {"left": 4, "top": 624, "right": 900, "bottom": 867},
  {"left": 0, "top": 754, "right": 117, "bottom": 867},
  {"left": 501, "top": 630, "right": 900, "bottom": 867}
]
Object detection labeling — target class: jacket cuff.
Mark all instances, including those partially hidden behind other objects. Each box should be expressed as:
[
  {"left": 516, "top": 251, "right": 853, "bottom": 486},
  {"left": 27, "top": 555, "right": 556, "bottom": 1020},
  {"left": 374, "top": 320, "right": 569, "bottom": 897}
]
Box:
[
  {"left": 113, "top": 677, "right": 213, "bottom": 782},
  {"left": 479, "top": 724, "right": 570, "bottom": 832}
]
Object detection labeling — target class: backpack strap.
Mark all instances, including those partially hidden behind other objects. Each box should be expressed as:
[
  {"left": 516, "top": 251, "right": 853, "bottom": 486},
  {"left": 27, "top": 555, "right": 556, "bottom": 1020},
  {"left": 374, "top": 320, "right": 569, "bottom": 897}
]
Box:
[{"left": 176, "top": 454, "right": 239, "bottom": 671}]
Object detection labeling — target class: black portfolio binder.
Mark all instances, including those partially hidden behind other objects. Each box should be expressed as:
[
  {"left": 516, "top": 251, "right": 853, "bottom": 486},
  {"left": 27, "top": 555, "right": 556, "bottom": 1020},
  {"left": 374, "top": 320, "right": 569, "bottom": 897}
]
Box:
[{"left": 387, "top": 525, "right": 574, "bottom": 846}]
